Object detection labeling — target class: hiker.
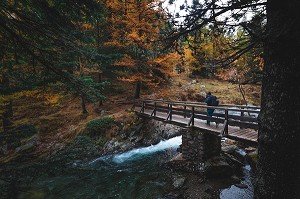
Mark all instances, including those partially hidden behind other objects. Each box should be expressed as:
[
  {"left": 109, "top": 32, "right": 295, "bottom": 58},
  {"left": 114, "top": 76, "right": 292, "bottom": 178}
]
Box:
[{"left": 204, "top": 92, "right": 219, "bottom": 126}]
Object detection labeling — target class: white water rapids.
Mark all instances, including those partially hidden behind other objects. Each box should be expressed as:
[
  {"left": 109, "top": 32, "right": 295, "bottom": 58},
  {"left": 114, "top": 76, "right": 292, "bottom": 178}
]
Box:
[
  {"left": 112, "top": 136, "right": 182, "bottom": 163},
  {"left": 90, "top": 136, "right": 182, "bottom": 164}
]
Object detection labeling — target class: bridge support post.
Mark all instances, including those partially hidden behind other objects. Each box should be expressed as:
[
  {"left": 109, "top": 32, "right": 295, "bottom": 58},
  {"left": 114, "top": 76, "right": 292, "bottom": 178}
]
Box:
[{"left": 181, "top": 128, "right": 221, "bottom": 161}]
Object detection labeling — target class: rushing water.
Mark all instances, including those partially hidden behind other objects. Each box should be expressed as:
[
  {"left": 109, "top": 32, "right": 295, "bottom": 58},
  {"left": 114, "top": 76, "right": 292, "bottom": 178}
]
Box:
[{"left": 19, "top": 136, "right": 254, "bottom": 199}]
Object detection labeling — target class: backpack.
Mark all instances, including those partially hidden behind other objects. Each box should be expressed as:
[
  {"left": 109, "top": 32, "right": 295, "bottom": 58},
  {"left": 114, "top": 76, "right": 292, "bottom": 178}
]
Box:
[{"left": 211, "top": 95, "right": 219, "bottom": 106}]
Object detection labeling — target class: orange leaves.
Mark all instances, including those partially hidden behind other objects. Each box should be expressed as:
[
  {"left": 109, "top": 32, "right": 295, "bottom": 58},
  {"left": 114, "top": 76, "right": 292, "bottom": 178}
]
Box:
[
  {"left": 113, "top": 55, "right": 135, "bottom": 68},
  {"left": 117, "top": 74, "right": 151, "bottom": 83}
]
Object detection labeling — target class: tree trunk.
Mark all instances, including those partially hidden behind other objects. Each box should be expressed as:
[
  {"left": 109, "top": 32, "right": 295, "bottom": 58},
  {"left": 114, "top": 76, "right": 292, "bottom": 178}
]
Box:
[
  {"left": 254, "top": 1, "right": 300, "bottom": 198},
  {"left": 134, "top": 80, "right": 141, "bottom": 99},
  {"left": 81, "top": 95, "right": 88, "bottom": 114}
]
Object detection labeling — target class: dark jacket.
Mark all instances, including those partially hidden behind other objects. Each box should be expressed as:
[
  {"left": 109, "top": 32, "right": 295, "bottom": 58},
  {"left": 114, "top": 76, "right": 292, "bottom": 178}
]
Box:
[{"left": 205, "top": 95, "right": 217, "bottom": 106}]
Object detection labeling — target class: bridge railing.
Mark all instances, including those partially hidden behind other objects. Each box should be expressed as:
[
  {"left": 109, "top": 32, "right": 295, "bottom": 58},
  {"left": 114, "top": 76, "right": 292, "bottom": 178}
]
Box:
[{"left": 132, "top": 98, "right": 260, "bottom": 136}]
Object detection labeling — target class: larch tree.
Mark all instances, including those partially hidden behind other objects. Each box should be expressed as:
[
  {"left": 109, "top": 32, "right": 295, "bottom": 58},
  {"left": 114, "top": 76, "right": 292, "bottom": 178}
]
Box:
[
  {"left": 166, "top": 0, "right": 299, "bottom": 198},
  {"left": 103, "top": 0, "right": 175, "bottom": 98}
]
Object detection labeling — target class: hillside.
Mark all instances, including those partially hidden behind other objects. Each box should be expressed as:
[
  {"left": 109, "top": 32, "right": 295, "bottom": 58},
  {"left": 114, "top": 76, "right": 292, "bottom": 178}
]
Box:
[{"left": 0, "top": 74, "right": 261, "bottom": 164}]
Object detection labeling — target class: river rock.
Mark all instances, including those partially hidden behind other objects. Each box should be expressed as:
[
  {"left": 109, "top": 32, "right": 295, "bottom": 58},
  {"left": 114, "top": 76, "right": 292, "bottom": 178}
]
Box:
[
  {"left": 172, "top": 176, "right": 186, "bottom": 189},
  {"left": 230, "top": 175, "right": 241, "bottom": 183},
  {"left": 15, "top": 142, "right": 36, "bottom": 153},
  {"left": 101, "top": 137, "right": 136, "bottom": 155},
  {"left": 221, "top": 145, "right": 238, "bottom": 154},
  {"left": 137, "top": 119, "right": 184, "bottom": 146},
  {"left": 15, "top": 134, "right": 39, "bottom": 153},
  {"left": 204, "top": 156, "right": 233, "bottom": 178},
  {"left": 234, "top": 183, "right": 248, "bottom": 189},
  {"left": 246, "top": 149, "right": 258, "bottom": 169},
  {"left": 102, "top": 118, "right": 185, "bottom": 155}
]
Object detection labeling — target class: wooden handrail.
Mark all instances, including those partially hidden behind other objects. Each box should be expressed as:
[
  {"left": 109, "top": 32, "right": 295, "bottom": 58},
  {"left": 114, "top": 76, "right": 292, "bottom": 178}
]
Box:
[
  {"left": 134, "top": 98, "right": 259, "bottom": 145},
  {"left": 142, "top": 101, "right": 260, "bottom": 114},
  {"left": 135, "top": 98, "right": 259, "bottom": 130},
  {"left": 142, "top": 98, "right": 260, "bottom": 109}
]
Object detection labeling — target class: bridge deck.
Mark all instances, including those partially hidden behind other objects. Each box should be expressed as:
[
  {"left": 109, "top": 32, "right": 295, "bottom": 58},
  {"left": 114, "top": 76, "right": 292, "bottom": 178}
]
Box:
[{"left": 133, "top": 99, "right": 259, "bottom": 146}]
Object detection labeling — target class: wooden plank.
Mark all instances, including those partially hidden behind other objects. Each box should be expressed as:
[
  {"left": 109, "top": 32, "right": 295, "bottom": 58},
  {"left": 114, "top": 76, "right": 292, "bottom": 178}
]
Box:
[
  {"left": 247, "top": 132, "right": 258, "bottom": 140},
  {"left": 235, "top": 129, "right": 254, "bottom": 135}
]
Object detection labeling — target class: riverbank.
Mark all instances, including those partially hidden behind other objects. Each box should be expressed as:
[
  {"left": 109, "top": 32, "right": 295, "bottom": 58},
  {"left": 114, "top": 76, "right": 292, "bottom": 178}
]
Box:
[{"left": 0, "top": 134, "right": 257, "bottom": 199}]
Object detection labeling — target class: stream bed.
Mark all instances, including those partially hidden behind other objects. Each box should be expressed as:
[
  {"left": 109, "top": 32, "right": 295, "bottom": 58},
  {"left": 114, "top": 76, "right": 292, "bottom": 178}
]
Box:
[{"left": 18, "top": 136, "right": 254, "bottom": 199}]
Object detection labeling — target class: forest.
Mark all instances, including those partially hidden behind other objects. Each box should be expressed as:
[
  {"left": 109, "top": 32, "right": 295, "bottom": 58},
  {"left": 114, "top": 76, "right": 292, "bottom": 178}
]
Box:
[{"left": 0, "top": 0, "right": 299, "bottom": 199}]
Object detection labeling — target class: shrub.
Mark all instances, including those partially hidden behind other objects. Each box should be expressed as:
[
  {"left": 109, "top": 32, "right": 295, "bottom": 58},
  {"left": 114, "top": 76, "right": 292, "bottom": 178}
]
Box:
[
  {"left": 13, "top": 123, "right": 37, "bottom": 138},
  {"left": 95, "top": 136, "right": 108, "bottom": 146},
  {"left": 85, "top": 117, "right": 114, "bottom": 136}
]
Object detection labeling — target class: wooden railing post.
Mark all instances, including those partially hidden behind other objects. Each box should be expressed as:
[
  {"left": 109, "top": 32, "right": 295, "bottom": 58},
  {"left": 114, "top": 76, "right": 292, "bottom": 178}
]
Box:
[
  {"left": 184, "top": 104, "right": 187, "bottom": 118},
  {"left": 166, "top": 102, "right": 173, "bottom": 121},
  {"left": 140, "top": 101, "right": 145, "bottom": 113},
  {"left": 131, "top": 100, "right": 136, "bottom": 111},
  {"left": 224, "top": 109, "right": 229, "bottom": 135},
  {"left": 192, "top": 106, "right": 195, "bottom": 126},
  {"left": 188, "top": 106, "right": 195, "bottom": 126},
  {"left": 151, "top": 102, "right": 156, "bottom": 117},
  {"left": 241, "top": 107, "right": 244, "bottom": 117},
  {"left": 170, "top": 103, "right": 173, "bottom": 121}
]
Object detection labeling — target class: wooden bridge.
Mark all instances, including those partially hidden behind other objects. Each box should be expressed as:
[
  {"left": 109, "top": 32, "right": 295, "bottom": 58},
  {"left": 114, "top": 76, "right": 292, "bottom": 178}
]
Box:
[{"left": 132, "top": 99, "right": 260, "bottom": 146}]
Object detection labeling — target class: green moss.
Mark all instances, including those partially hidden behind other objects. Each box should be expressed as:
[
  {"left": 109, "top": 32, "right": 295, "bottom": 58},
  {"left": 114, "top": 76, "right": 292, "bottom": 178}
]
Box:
[
  {"left": 247, "top": 150, "right": 258, "bottom": 169},
  {"left": 85, "top": 117, "right": 114, "bottom": 136}
]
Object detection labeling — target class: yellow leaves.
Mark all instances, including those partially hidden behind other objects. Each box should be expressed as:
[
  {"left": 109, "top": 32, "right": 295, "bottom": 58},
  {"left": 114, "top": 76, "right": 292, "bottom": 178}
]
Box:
[
  {"left": 0, "top": 90, "right": 63, "bottom": 105},
  {"left": 43, "top": 94, "right": 62, "bottom": 104}
]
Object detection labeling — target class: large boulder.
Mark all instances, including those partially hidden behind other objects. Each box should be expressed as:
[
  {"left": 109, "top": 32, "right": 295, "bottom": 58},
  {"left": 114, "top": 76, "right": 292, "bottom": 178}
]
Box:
[
  {"left": 15, "top": 134, "right": 40, "bottom": 153},
  {"left": 101, "top": 118, "right": 185, "bottom": 155}
]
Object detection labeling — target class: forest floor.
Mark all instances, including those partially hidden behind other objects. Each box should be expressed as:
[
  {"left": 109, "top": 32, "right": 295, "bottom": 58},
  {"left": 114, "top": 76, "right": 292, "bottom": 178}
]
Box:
[{"left": 0, "top": 74, "right": 261, "bottom": 163}]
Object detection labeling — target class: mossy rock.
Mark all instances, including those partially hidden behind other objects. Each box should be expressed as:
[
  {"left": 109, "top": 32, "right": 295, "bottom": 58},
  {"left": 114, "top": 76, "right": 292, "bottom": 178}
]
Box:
[
  {"left": 246, "top": 149, "right": 258, "bottom": 169},
  {"left": 84, "top": 117, "right": 114, "bottom": 136},
  {"left": 49, "top": 136, "right": 99, "bottom": 164}
]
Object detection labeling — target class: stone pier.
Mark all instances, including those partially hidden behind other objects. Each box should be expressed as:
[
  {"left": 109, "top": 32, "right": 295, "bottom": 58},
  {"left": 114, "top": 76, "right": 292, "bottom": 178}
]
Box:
[
  {"left": 167, "top": 127, "right": 232, "bottom": 177},
  {"left": 181, "top": 128, "right": 221, "bottom": 161}
]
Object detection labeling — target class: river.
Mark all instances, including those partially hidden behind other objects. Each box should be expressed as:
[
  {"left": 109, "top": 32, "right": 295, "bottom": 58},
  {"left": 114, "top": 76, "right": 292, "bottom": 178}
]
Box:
[{"left": 18, "top": 136, "right": 254, "bottom": 199}]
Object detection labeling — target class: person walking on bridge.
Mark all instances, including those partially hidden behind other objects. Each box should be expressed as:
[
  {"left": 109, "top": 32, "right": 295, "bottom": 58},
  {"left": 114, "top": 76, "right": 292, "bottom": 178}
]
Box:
[{"left": 204, "top": 92, "right": 218, "bottom": 126}]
